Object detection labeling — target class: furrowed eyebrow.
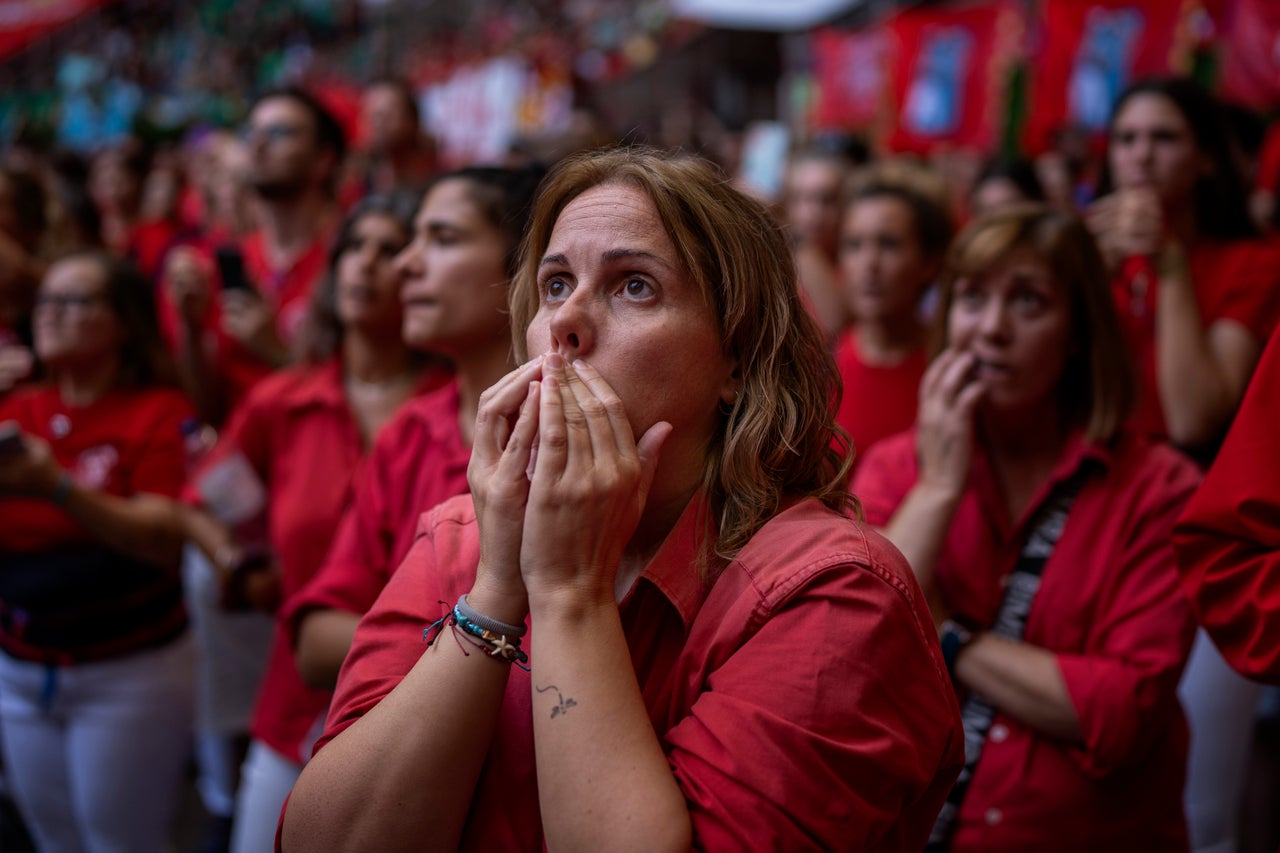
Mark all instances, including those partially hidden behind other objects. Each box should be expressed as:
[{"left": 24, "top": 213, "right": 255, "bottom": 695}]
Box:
[
  {"left": 601, "top": 248, "right": 675, "bottom": 270},
  {"left": 539, "top": 252, "right": 569, "bottom": 268}
]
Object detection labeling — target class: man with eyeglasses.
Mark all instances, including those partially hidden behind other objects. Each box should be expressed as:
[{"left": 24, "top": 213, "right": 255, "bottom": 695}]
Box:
[
  {"left": 162, "top": 87, "right": 346, "bottom": 427},
  {"left": 155, "top": 87, "right": 346, "bottom": 853}
]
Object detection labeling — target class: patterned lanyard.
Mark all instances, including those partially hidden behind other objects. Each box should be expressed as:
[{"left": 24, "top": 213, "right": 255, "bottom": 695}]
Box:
[{"left": 926, "top": 471, "right": 1086, "bottom": 850}]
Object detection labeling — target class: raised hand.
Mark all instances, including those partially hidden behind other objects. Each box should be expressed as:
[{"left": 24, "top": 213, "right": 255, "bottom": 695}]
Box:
[
  {"left": 466, "top": 356, "right": 546, "bottom": 620},
  {"left": 519, "top": 353, "right": 670, "bottom": 609},
  {"left": 915, "top": 348, "right": 986, "bottom": 498}
]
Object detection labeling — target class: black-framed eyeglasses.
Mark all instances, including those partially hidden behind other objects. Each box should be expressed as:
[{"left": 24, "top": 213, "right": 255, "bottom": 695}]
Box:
[
  {"left": 34, "top": 292, "right": 109, "bottom": 312},
  {"left": 241, "top": 123, "right": 306, "bottom": 145}
]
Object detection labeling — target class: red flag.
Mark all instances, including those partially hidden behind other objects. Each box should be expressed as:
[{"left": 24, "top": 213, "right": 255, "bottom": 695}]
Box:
[
  {"left": 0, "top": 0, "right": 115, "bottom": 62},
  {"left": 1217, "top": 0, "right": 1280, "bottom": 111},
  {"left": 885, "top": 1, "right": 1022, "bottom": 155},
  {"left": 811, "top": 26, "right": 890, "bottom": 132},
  {"left": 1024, "top": 0, "right": 1192, "bottom": 154}
]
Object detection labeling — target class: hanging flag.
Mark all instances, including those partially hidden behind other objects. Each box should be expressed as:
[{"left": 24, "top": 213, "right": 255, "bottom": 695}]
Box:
[
  {"left": 811, "top": 26, "right": 890, "bottom": 133},
  {"left": 1217, "top": 0, "right": 1280, "bottom": 112},
  {"left": 885, "top": 1, "right": 1023, "bottom": 155},
  {"left": 0, "top": 0, "right": 115, "bottom": 62},
  {"left": 1024, "top": 0, "right": 1193, "bottom": 154}
]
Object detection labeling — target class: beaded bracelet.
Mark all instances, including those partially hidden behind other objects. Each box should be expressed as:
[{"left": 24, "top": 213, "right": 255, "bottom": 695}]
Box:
[
  {"left": 422, "top": 598, "right": 530, "bottom": 671},
  {"left": 456, "top": 593, "right": 526, "bottom": 639}
]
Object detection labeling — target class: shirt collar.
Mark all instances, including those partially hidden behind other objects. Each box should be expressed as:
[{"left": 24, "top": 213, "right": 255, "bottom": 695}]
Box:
[
  {"left": 972, "top": 427, "right": 1110, "bottom": 537},
  {"left": 626, "top": 490, "right": 716, "bottom": 632}
]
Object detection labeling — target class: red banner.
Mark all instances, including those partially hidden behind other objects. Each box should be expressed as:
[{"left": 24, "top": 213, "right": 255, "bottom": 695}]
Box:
[
  {"left": 811, "top": 26, "right": 889, "bottom": 132},
  {"left": 1024, "top": 0, "right": 1193, "bottom": 154},
  {"left": 1217, "top": 0, "right": 1280, "bottom": 111},
  {"left": 885, "top": 1, "right": 1022, "bottom": 155},
  {"left": 0, "top": 0, "right": 115, "bottom": 62}
]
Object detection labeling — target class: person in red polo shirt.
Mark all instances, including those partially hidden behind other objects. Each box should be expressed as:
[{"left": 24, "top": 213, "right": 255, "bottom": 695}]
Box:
[
  {"left": 284, "top": 165, "right": 545, "bottom": 691},
  {"left": 0, "top": 251, "right": 194, "bottom": 853},
  {"left": 282, "top": 148, "right": 963, "bottom": 851},
  {"left": 162, "top": 87, "right": 347, "bottom": 426},
  {"left": 180, "top": 191, "right": 439, "bottom": 853},
  {"left": 855, "top": 205, "right": 1198, "bottom": 850}
]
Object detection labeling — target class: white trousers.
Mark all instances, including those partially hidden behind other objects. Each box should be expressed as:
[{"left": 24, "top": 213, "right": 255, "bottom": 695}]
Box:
[
  {"left": 229, "top": 739, "right": 301, "bottom": 853},
  {"left": 1180, "top": 628, "right": 1262, "bottom": 853},
  {"left": 0, "top": 634, "right": 195, "bottom": 853}
]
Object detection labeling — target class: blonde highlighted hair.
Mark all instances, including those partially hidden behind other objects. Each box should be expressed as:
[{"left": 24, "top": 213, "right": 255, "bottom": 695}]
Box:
[
  {"left": 934, "top": 204, "right": 1134, "bottom": 444},
  {"left": 510, "top": 146, "right": 856, "bottom": 570}
]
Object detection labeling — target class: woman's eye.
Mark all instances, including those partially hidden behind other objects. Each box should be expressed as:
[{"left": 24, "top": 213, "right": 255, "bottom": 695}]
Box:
[
  {"left": 622, "top": 278, "right": 653, "bottom": 298},
  {"left": 543, "top": 278, "right": 568, "bottom": 301}
]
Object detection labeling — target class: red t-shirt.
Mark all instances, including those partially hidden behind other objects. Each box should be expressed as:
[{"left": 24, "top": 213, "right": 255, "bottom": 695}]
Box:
[
  {"left": 0, "top": 384, "right": 192, "bottom": 663},
  {"left": 186, "top": 359, "right": 444, "bottom": 762},
  {"left": 280, "top": 381, "right": 471, "bottom": 641},
  {"left": 832, "top": 331, "right": 927, "bottom": 471},
  {"left": 1175, "top": 326, "right": 1280, "bottom": 683},
  {"left": 854, "top": 430, "right": 1199, "bottom": 850},
  {"left": 1111, "top": 239, "right": 1280, "bottom": 443},
  {"left": 312, "top": 493, "right": 964, "bottom": 850}
]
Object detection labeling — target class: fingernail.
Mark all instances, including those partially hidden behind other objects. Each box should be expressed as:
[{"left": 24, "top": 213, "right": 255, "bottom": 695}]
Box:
[
  {"left": 545, "top": 352, "right": 564, "bottom": 370},
  {"left": 571, "top": 359, "right": 587, "bottom": 374}
]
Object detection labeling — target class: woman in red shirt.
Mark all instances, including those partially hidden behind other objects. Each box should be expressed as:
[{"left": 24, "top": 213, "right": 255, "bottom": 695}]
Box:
[
  {"left": 1086, "top": 76, "right": 1280, "bottom": 457},
  {"left": 281, "top": 147, "right": 963, "bottom": 851},
  {"left": 854, "top": 205, "right": 1199, "bottom": 850},
  {"left": 182, "top": 190, "right": 438, "bottom": 853},
  {"left": 286, "top": 165, "right": 546, "bottom": 691},
  {"left": 834, "top": 165, "right": 953, "bottom": 470},
  {"left": 0, "top": 251, "right": 194, "bottom": 853}
]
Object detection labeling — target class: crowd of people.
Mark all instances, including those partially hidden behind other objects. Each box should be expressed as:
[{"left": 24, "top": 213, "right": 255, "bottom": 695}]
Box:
[{"left": 0, "top": 64, "right": 1278, "bottom": 853}]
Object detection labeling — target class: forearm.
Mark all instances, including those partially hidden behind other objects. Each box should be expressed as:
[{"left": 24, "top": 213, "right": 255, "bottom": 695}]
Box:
[
  {"left": 282, "top": 598, "right": 514, "bottom": 852},
  {"left": 295, "top": 608, "right": 360, "bottom": 689},
  {"left": 1154, "top": 251, "right": 1241, "bottom": 447},
  {"left": 881, "top": 483, "right": 961, "bottom": 597},
  {"left": 61, "top": 483, "right": 185, "bottom": 570},
  {"left": 176, "top": 324, "right": 227, "bottom": 426},
  {"left": 182, "top": 505, "right": 236, "bottom": 570},
  {"left": 529, "top": 597, "right": 691, "bottom": 853},
  {"left": 953, "top": 633, "right": 1082, "bottom": 742}
]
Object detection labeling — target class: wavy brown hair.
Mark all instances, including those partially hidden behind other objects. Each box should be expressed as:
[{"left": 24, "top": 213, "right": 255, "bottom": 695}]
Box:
[
  {"left": 934, "top": 204, "right": 1134, "bottom": 444},
  {"left": 510, "top": 146, "right": 856, "bottom": 570}
]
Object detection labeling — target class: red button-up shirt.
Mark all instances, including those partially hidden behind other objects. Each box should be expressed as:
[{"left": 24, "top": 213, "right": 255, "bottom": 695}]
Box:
[
  {"left": 855, "top": 430, "right": 1199, "bottom": 851},
  {"left": 1175, "top": 326, "right": 1280, "bottom": 683},
  {"left": 186, "top": 359, "right": 443, "bottom": 761},
  {"left": 280, "top": 381, "right": 470, "bottom": 642},
  {"left": 314, "top": 493, "right": 964, "bottom": 851}
]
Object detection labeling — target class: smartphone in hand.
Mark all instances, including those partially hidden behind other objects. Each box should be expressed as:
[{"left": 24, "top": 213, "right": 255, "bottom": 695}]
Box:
[
  {"left": 214, "top": 246, "right": 257, "bottom": 295},
  {"left": 0, "top": 421, "right": 25, "bottom": 457}
]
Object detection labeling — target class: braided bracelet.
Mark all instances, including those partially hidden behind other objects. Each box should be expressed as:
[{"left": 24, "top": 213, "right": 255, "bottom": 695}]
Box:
[
  {"left": 456, "top": 593, "right": 526, "bottom": 638},
  {"left": 452, "top": 604, "right": 529, "bottom": 667},
  {"left": 422, "top": 599, "right": 530, "bottom": 671}
]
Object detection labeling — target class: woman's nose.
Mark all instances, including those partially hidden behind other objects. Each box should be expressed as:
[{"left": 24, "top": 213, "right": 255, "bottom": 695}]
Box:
[
  {"left": 547, "top": 289, "right": 594, "bottom": 358},
  {"left": 393, "top": 240, "right": 421, "bottom": 280}
]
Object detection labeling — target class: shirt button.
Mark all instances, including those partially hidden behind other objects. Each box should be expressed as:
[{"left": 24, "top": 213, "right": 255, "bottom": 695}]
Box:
[
  {"left": 985, "top": 807, "right": 1003, "bottom": 826},
  {"left": 990, "top": 724, "right": 1009, "bottom": 743}
]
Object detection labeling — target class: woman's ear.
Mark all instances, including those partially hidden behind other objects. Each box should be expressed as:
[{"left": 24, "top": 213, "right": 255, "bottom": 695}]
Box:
[{"left": 719, "top": 364, "right": 742, "bottom": 407}]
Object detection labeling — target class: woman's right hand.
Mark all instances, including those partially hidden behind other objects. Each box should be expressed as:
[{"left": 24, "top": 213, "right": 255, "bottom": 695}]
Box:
[
  {"left": 1086, "top": 188, "right": 1164, "bottom": 267},
  {"left": 466, "top": 357, "right": 545, "bottom": 621},
  {"left": 915, "top": 348, "right": 986, "bottom": 497}
]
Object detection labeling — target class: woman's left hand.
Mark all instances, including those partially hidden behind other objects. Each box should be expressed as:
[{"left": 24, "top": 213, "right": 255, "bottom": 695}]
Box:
[
  {"left": 519, "top": 354, "right": 671, "bottom": 610},
  {"left": 0, "top": 428, "right": 63, "bottom": 499}
]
